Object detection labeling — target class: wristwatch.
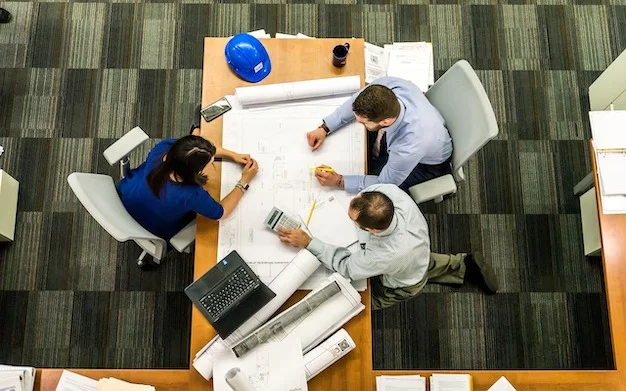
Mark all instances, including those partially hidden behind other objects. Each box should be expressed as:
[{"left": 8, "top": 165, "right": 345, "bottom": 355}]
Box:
[
  {"left": 320, "top": 122, "right": 330, "bottom": 134},
  {"left": 236, "top": 180, "right": 249, "bottom": 192}
]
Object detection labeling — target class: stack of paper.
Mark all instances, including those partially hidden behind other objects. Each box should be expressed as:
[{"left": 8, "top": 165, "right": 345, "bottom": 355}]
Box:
[
  {"left": 276, "top": 33, "right": 313, "bottom": 39},
  {"left": 487, "top": 376, "right": 517, "bottom": 391},
  {"left": 376, "top": 375, "right": 426, "bottom": 391},
  {"left": 365, "top": 41, "right": 434, "bottom": 91},
  {"left": 0, "top": 364, "right": 35, "bottom": 391},
  {"left": 589, "top": 110, "right": 626, "bottom": 214},
  {"left": 55, "top": 371, "right": 155, "bottom": 391},
  {"left": 229, "top": 29, "right": 271, "bottom": 39},
  {"left": 430, "top": 374, "right": 472, "bottom": 391},
  {"left": 98, "top": 378, "right": 155, "bottom": 391}
]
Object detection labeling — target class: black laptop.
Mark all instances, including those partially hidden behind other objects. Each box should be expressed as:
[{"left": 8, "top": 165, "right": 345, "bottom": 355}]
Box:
[{"left": 184, "top": 250, "right": 276, "bottom": 339}]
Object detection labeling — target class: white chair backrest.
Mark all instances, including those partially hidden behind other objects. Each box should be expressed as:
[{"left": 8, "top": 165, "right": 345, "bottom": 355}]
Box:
[
  {"left": 67, "top": 172, "right": 164, "bottom": 247},
  {"left": 425, "top": 60, "right": 499, "bottom": 181}
]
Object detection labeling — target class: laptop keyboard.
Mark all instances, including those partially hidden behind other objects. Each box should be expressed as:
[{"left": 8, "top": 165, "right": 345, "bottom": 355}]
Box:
[{"left": 199, "top": 267, "right": 259, "bottom": 320}]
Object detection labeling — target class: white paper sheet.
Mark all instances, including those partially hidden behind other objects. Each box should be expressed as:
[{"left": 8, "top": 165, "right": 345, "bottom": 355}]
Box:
[
  {"left": 387, "top": 42, "right": 433, "bottom": 92},
  {"left": 0, "top": 366, "right": 34, "bottom": 391},
  {"left": 376, "top": 375, "right": 426, "bottom": 391},
  {"left": 219, "top": 79, "right": 365, "bottom": 289},
  {"left": 276, "top": 33, "right": 297, "bottom": 39},
  {"left": 383, "top": 44, "right": 393, "bottom": 70},
  {"left": 299, "top": 195, "right": 358, "bottom": 248},
  {"left": 234, "top": 76, "right": 360, "bottom": 107},
  {"left": 0, "top": 374, "right": 22, "bottom": 391},
  {"left": 97, "top": 378, "right": 155, "bottom": 391},
  {"left": 598, "top": 175, "right": 626, "bottom": 214},
  {"left": 598, "top": 152, "right": 626, "bottom": 195},
  {"left": 303, "top": 329, "right": 355, "bottom": 380},
  {"left": 430, "top": 374, "right": 472, "bottom": 391},
  {"left": 487, "top": 376, "right": 517, "bottom": 391},
  {"left": 213, "top": 339, "right": 308, "bottom": 391},
  {"left": 364, "top": 42, "right": 387, "bottom": 83},
  {"left": 296, "top": 33, "right": 313, "bottom": 39},
  {"left": 0, "top": 375, "right": 22, "bottom": 391},
  {"left": 55, "top": 371, "right": 98, "bottom": 391},
  {"left": 589, "top": 111, "right": 626, "bottom": 150},
  {"left": 589, "top": 111, "right": 626, "bottom": 212}
]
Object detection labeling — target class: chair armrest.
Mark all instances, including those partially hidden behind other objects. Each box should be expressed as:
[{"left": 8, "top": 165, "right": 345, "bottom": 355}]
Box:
[
  {"left": 103, "top": 127, "right": 149, "bottom": 166},
  {"left": 170, "top": 219, "right": 197, "bottom": 253},
  {"left": 573, "top": 172, "right": 595, "bottom": 196},
  {"left": 408, "top": 174, "right": 457, "bottom": 204}
]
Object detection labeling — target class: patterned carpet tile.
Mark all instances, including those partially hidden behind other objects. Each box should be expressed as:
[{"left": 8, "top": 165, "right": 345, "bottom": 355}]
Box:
[{"left": 0, "top": 0, "right": 624, "bottom": 370}]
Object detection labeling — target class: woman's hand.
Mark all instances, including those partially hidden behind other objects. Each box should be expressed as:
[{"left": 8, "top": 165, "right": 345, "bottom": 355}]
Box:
[
  {"left": 231, "top": 152, "right": 251, "bottom": 165},
  {"left": 241, "top": 159, "right": 259, "bottom": 184}
]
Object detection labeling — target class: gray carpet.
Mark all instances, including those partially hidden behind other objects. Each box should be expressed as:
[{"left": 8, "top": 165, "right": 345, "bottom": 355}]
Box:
[{"left": 0, "top": 0, "right": 621, "bottom": 370}]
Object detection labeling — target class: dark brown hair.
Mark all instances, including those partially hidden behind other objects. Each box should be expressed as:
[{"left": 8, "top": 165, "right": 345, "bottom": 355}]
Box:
[
  {"left": 352, "top": 85, "right": 400, "bottom": 122},
  {"left": 146, "top": 135, "right": 216, "bottom": 198},
  {"left": 349, "top": 191, "right": 394, "bottom": 230}
]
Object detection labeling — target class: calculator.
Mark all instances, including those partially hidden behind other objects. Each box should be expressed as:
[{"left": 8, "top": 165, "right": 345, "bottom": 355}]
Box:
[{"left": 264, "top": 207, "right": 302, "bottom": 232}]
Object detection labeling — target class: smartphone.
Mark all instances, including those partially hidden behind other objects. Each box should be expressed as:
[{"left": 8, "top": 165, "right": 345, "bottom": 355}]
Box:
[{"left": 200, "top": 97, "right": 232, "bottom": 123}]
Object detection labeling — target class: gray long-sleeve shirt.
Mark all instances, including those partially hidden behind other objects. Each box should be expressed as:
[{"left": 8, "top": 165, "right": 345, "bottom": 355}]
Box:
[
  {"left": 306, "top": 184, "right": 431, "bottom": 288},
  {"left": 322, "top": 76, "right": 452, "bottom": 193}
]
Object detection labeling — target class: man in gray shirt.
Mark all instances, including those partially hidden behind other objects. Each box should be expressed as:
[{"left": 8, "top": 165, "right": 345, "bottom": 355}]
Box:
[{"left": 278, "top": 184, "right": 498, "bottom": 309}]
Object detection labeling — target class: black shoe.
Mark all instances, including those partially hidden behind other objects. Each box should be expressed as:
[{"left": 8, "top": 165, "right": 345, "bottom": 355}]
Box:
[
  {"left": 189, "top": 104, "right": 202, "bottom": 134},
  {"left": 0, "top": 8, "right": 12, "bottom": 23},
  {"left": 464, "top": 253, "right": 499, "bottom": 294}
]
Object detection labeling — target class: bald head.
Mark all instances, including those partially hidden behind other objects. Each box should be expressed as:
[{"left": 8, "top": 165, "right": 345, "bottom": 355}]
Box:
[{"left": 349, "top": 191, "right": 394, "bottom": 231}]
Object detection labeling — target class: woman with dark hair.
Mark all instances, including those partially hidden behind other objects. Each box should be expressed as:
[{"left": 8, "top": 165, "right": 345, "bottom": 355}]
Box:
[{"left": 117, "top": 128, "right": 257, "bottom": 241}]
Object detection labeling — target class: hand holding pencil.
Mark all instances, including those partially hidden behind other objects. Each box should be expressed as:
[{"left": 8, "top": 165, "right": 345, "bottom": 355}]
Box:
[{"left": 313, "top": 165, "right": 343, "bottom": 188}]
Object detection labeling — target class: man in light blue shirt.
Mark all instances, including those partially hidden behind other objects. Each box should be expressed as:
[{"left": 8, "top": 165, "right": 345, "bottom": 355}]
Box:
[
  {"left": 307, "top": 77, "right": 453, "bottom": 193},
  {"left": 278, "top": 184, "right": 498, "bottom": 310}
]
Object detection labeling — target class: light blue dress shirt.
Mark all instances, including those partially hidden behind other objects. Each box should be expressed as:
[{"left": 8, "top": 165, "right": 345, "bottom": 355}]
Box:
[{"left": 322, "top": 77, "right": 452, "bottom": 193}]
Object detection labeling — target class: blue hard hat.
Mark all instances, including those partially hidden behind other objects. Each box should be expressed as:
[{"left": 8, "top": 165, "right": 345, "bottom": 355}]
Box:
[{"left": 225, "top": 33, "right": 271, "bottom": 83}]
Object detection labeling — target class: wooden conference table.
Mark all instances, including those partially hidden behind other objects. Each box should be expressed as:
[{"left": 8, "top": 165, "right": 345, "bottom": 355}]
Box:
[{"left": 35, "top": 38, "right": 626, "bottom": 390}]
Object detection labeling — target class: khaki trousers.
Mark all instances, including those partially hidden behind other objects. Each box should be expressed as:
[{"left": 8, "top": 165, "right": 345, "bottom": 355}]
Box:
[{"left": 371, "top": 252, "right": 467, "bottom": 310}]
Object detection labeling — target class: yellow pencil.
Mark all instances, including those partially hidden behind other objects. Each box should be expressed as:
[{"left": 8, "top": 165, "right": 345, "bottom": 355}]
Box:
[{"left": 306, "top": 200, "right": 317, "bottom": 225}]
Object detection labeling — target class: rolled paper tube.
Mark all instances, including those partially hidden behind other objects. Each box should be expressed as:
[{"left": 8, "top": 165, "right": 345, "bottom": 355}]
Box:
[{"left": 225, "top": 368, "right": 256, "bottom": 391}]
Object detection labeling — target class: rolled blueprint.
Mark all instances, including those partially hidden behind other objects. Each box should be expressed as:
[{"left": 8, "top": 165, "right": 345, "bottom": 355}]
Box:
[
  {"left": 232, "top": 281, "right": 341, "bottom": 357},
  {"left": 225, "top": 368, "right": 255, "bottom": 391},
  {"left": 273, "top": 273, "right": 363, "bottom": 355},
  {"left": 197, "top": 273, "right": 364, "bottom": 382},
  {"left": 303, "top": 328, "right": 356, "bottom": 380},
  {"left": 193, "top": 249, "right": 322, "bottom": 380},
  {"left": 235, "top": 76, "right": 361, "bottom": 107}
]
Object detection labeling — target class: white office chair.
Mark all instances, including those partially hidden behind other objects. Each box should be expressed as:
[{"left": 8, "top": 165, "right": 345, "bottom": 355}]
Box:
[
  {"left": 408, "top": 60, "right": 499, "bottom": 204},
  {"left": 574, "top": 173, "right": 602, "bottom": 256},
  {"left": 68, "top": 127, "right": 196, "bottom": 266}
]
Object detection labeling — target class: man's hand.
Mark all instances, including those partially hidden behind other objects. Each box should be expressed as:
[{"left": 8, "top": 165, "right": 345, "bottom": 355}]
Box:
[
  {"left": 231, "top": 152, "right": 251, "bottom": 165},
  {"left": 278, "top": 228, "right": 312, "bottom": 249},
  {"left": 314, "top": 165, "right": 343, "bottom": 188},
  {"left": 306, "top": 127, "right": 327, "bottom": 151}
]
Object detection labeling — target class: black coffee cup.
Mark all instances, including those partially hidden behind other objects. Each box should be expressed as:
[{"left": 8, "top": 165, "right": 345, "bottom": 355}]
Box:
[{"left": 332, "top": 43, "right": 350, "bottom": 67}]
